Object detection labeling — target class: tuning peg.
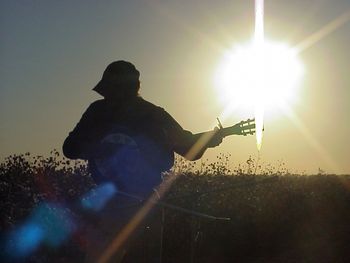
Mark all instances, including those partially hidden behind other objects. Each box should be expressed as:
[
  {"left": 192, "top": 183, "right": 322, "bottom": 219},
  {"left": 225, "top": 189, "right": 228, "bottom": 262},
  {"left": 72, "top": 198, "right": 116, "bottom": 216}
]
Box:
[{"left": 216, "top": 117, "right": 223, "bottom": 130}]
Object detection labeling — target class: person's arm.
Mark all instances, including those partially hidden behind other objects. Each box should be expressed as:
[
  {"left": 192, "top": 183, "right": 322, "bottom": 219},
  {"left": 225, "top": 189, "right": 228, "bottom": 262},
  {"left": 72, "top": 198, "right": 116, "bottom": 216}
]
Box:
[
  {"left": 185, "top": 128, "right": 223, "bottom": 160},
  {"left": 159, "top": 109, "right": 223, "bottom": 161},
  {"left": 62, "top": 101, "right": 106, "bottom": 160}
]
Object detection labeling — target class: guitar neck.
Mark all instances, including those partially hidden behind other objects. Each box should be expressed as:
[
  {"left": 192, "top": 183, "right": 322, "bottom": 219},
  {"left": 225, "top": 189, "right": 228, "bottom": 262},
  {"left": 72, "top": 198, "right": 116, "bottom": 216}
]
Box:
[
  {"left": 220, "top": 119, "right": 256, "bottom": 137},
  {"left": 197, "top": 119, "right": 255, "bottom": 139},
  {"left": 221, "top": 125, "right": 240, "bottom": 138}
]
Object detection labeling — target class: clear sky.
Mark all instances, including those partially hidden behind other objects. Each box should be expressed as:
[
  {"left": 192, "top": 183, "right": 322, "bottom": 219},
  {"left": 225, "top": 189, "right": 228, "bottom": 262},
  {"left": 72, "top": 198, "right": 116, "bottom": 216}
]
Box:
[{"left": 1, "top": 0, "right": 349, "bottom": 174}]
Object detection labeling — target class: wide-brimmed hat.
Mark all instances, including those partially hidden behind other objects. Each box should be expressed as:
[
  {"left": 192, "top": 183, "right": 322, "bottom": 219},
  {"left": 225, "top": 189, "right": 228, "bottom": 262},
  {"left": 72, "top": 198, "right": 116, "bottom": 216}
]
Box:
[{"left": 93, "top": 61, "right": 140, "bottom": 97}]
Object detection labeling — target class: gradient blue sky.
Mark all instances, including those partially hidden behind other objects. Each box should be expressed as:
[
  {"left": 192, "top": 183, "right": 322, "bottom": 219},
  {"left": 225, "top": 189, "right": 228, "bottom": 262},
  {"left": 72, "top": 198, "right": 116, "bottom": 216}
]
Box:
[{"left": 1, "top": 0, "right": 350, "bottom": 173}]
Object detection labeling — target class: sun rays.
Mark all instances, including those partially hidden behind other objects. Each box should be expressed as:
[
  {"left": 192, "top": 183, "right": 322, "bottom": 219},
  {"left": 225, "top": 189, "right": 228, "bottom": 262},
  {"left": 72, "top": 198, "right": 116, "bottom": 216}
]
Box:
[{"left": 295, "top": 10, "right": 350, "bottom": 54}]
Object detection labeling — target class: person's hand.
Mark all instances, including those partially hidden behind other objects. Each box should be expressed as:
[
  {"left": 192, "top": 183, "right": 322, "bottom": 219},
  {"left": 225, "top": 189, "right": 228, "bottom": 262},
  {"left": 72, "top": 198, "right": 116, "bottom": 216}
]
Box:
[{"left": 208, "top": 127, "right": 224, "bottom": 147}]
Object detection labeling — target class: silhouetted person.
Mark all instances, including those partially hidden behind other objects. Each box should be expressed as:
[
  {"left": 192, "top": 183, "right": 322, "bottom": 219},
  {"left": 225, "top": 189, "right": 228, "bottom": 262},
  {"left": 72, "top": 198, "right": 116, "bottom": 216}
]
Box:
[
  {"left": 63, "top": 60, "right": 224, "bottom": 196},
  {"left": 63, "top": 60, "right": 223, "bottom": 262}
]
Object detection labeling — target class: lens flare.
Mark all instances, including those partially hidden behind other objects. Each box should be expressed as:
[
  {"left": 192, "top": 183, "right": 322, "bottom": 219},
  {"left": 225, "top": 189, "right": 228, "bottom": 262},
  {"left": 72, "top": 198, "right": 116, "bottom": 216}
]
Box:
[
  {"left": 4, "top": 202, "right": 76, "bottom": 261},
  {"left": 254, "top": 0, "right": 264, "bottom": 150},
  {"left": 255, "top": 104, "right": 264, "bottom": 151},
  {"left": 214, "top": 0, "right": 304, "bottom": 150},
  {"left": 81, "top": 182, "right": 118, "bottom": 212},
  {"left": 5, "top": 223, "right": 44, "bottom": 259}
]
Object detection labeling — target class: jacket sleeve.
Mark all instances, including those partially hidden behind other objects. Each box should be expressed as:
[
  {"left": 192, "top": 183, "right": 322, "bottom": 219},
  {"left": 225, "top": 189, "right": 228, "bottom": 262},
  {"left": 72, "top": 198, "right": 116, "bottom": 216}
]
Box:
[
  {"left": 158, "top": 109, "right": 222, "bottom": 161},
  {"left": 62, "top": 101, "right": 103, "bottom": 160}
]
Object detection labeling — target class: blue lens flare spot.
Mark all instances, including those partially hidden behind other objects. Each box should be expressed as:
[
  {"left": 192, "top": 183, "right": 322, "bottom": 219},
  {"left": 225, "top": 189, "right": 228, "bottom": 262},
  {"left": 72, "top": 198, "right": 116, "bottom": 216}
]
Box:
[
  {"left": 3, "top": 202, "right": 76, "bottom": 261},
  {"left": 32, "top": 203, "right": 76, "bottom": 247},
  {"left": 81, "top": 182, "right": 117, "bottom": 211},
  {"left": 5, "top": 222, "right": 44, "bottom": 259}
]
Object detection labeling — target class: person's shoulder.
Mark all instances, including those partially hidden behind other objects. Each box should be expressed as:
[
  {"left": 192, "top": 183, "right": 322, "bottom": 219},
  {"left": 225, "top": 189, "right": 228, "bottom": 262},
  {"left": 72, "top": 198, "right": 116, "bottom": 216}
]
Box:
[
  {"left": 134, "top": 97, "right": 165, "bottom": 112},
  {"left": 90, "top": 99, "right": 105, "bottom": 106},
  {"left": 87, "top": 99, "right": 106, "bottom": 109},
  {"left": 82, "top": 99, "right": 107, "bottom": 115},
  {"left": 134, "top": 97, "right": 177, "bottom": 124}
]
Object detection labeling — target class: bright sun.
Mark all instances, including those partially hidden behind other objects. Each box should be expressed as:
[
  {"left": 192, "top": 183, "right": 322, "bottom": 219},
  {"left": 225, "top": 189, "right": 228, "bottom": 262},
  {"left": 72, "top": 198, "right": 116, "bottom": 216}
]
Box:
[{"left": 214, "top": 39, "right": 304, "bottom": 117}]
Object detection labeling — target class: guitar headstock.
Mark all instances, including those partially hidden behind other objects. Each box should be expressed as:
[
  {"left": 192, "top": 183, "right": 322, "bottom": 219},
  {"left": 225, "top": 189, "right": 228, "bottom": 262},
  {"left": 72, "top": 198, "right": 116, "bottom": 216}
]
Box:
[{"left": 232, "top": 118, "right": 256, "bottom": 136}]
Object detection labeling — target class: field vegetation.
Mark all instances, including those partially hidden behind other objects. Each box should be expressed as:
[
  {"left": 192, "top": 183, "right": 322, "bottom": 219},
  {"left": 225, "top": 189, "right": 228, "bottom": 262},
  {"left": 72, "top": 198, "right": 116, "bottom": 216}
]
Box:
[{"left": 1, "top": 150, "right": 349, "bottom": 262}]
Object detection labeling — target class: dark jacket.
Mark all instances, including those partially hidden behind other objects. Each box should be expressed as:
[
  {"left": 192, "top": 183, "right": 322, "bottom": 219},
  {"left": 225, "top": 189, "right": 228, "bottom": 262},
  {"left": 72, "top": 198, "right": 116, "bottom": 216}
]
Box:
[
  {"left": 62, "top": 97, "right": 209, "bottom": 159},
  {"left": 63, "top": 97, "right": 216, "bottom": 195}
]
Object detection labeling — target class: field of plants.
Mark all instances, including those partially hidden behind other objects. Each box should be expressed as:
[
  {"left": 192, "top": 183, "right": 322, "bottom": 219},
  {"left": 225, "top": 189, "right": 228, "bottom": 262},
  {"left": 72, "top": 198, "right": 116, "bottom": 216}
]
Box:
[{"left": 1, "top": 151, "right": 350, "bottom": 262}]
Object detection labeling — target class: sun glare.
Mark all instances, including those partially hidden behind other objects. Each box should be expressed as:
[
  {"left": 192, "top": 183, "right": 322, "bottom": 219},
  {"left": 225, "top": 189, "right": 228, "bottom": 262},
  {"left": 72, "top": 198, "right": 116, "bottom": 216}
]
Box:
[{"left": 214, "top": 40, "right": 304, "bottom": 117}]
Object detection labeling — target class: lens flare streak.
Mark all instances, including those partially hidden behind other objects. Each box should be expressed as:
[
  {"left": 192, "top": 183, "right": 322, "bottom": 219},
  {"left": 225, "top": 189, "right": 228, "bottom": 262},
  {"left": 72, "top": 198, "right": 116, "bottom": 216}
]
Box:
[{"left": 254, "top": 0, "right": 265, "bottom": 151}]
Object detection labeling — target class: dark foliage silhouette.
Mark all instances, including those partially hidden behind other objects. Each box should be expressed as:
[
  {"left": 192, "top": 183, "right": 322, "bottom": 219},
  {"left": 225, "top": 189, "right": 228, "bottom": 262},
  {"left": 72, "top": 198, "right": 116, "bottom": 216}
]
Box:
[{"left": 1, "top": 151, "right": 350, "bottom": 262}]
